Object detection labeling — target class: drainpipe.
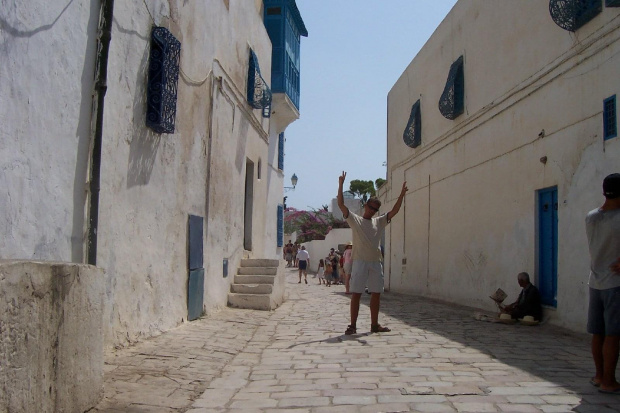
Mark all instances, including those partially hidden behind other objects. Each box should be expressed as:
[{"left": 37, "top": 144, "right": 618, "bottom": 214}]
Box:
[{"left": 87, "top": 0, "right": 114, "bottom": 265}]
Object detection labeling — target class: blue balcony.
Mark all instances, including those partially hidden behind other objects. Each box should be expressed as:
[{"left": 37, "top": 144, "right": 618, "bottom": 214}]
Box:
[{"left": 264, "top": 0, "right": 308, "bottom": 111}]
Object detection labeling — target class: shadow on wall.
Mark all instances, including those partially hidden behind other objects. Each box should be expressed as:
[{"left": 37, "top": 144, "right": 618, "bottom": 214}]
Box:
[{"left": 127, "top": 42, "right": 162, "bottom": 188}]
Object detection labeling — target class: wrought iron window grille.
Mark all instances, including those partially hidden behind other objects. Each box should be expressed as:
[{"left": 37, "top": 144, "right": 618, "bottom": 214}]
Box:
[
  {"left": 247, "top": 50, "right": 273, "bottom": 118},
  {"left": 607, "top": 0, "right": 620, "bottom": 6},
  {"left": 439, "top": 56, "right": 465, "bottom": 120},
  {"left": 146, "top": 26, "right": 181, "bottom": 134},
  {"left": 403, "top": 99, "right": 421, "bottom": 148},
  {"left": 549, "top": 0, "right": 602, "bottom": 31}
]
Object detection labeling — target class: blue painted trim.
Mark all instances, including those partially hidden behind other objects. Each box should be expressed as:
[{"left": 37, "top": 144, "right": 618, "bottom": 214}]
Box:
[
  {"left": 604, "top": 95, "right": 617, "bottom": 140},
  {"left": 277, "top": 204, "right": 284, "bottom": 247},
  {"left": 278, "top": 133, "right": 285, "bottom": 170}
]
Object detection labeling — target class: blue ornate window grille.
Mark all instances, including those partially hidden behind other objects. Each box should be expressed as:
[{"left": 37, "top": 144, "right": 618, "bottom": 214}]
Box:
[
  {"left": 604, "top": 95, "right": 617, "bottom": 140},
  {"left": 277, "top": 204, "right": 284, "bottom": 247},
  {"left": 247, "top": 50, "right": 272, "bottom": 118},
  {"left": 607, "top": 0, "right": 620, "bottom": 6},
  {"left": 278, "top": 132, "right": 284, "bottom": 170},
  {"left": 549, "top": 0, "right": 602, "bottom": 31},
  {"left": 439, "top": 56, "right": 464, "bottom": 120},
  {"left": 403, "top": 100, "right": 421, "bottom": 148},
  {"left": 146, "top": 27, "right": 181, "bottom": 134}
]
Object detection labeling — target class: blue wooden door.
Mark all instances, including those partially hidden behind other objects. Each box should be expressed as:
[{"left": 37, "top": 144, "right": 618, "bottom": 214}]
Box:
[
  {"left": 538, "top": 187, "right": 558, "bottom": 307},
  {"left": 188, "top": 214, "right": 204, "bottom": 321}
]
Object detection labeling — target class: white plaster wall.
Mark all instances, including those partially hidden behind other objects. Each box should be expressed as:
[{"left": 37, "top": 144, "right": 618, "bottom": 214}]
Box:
[
  {"left": 97, "top": 0, "right": 275, "bottom": 347},
  {"left": 385, "top": 1, "right": 620, "bottom": 332},
  {"left": 0, "top": 0, "right": 99, "bottom": 262},
  {"left": 0, "top": 261, "right": 104, "bottom": 413},
  {"left": 302, "top": 228, "right": 352, "bottom": 273}
]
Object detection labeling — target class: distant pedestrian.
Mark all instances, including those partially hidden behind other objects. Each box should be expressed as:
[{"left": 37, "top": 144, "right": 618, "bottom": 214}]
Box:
[
  {"left": 293, "top": 243, "right": 299, "bottom": 267},
  {"left": 296, "top": 245, "right": 310, "bottom": 284},
  {"left": 343, "top": 242, "right": 353, "bottom": 294},
  {"left": 331, "top": 256, "right": 340, "bottom": 285},
  {"left": 316, "top": 259, "right": 326, "bottom": 285},
  {"left": 324, "top": 258, "right": 333, "bottom": 287},
  {"left": 337, "top": 171, "right": 407, "bottom": 335},
  {"left": 586, "top": 173, "right": 620, "bottom": 393},
  {"left": 284, "top": 240, "right": 294, "bottom": 267}
]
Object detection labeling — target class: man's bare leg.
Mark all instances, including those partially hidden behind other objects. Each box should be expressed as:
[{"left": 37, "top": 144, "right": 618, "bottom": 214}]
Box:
[
  {"left": 350, "top": 293, "right": 362, "bottom": 326},
  {"left": 601, "top": 335, "right": 620, "bottom": 391},
  {"left": 592, "top": 334, "right": 604, "bottom": 386}
]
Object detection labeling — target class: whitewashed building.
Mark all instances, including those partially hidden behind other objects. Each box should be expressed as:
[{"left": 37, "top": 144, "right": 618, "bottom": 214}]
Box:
[
  {"left": 382, "top": 0, "right": 620, "bottom": 332},
  {"left": 1, "top": 0, "right": 307, "bottom": 356}
]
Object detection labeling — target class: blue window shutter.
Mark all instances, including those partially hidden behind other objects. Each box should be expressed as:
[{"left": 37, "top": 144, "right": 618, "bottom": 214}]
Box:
[
  {"left": 278, "top": 132, "right": 284, "bottom": 170},
  {"left": 604, "top": 95, "right": 617, "bottom": 140},
  {"left": 277, "top": 204, "right": 284, "bottom": 247}
]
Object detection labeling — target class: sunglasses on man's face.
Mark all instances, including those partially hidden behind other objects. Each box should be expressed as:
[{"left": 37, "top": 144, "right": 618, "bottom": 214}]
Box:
[{"left": 366, "top": 203, "right": 379, "bottom": 212}]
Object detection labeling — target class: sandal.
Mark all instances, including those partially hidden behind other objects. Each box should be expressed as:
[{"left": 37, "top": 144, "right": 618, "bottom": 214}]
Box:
[
  {"left": 371, "top": 324, "right": 391, "bottom": 333},
  {"left": 345, "top": 325, "right": 357, "bottom": 335}
]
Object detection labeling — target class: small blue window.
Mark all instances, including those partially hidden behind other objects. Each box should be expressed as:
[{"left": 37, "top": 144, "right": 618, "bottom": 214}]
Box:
[
  {"left": 146, "top": 27, "right": 181, "bottom": 134},
  {"left": 277, "top": 204, "right": 284, "bottom": 247},
  {"left": 439, "top": 56, "right": 464, "bottom": 120},
  {"left": 604, "top": 95, "right": 617, "bottom": 140},
  {"left": 278, "top": 132, "right": 284, "bottom": 170},
  {"left": 247, "top": 50, "right": 272, "bottom": 118},
  {"left": 403, "top": 100, "right": 421, "bottom": 148},
  {"left": 549, "top": 0, "right": 602, "bottom": 31},
  {"left": 606, "top": 0, "right": 620, "bottom": 6}
]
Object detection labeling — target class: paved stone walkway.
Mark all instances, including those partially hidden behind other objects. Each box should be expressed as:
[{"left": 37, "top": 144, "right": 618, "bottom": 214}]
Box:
[{"left": 91, "top": 268, "right": 620, "bottom": 412}]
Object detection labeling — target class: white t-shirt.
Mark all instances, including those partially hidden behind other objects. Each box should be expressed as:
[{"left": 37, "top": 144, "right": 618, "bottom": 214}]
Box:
[
  {"left": 345, "top": 211, "right": 388, "bottom": 262},
  {"left": 296, "top": 249, "right": 310, "bottom": 261},
  {"left": 586, "top": 208, "right": 620, "bottom": 289}
]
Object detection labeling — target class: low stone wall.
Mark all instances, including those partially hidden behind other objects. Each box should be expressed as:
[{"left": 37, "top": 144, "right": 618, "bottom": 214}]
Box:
[
  {"left": 271, "top": 259, "right": 287, "bottom": 308},
  {"left": 0, "top": 261, "right": 104, "bottom": 413}
]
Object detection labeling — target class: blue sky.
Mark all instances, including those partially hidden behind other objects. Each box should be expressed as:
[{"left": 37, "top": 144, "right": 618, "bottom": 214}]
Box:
[{"left": 283, "top": 0, "right": 458, "bottom": 211}]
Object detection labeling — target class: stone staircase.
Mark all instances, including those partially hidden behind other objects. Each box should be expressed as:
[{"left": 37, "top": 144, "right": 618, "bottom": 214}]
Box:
[{"left": 227, "top": 258, "right": 286, "bottom": 311}]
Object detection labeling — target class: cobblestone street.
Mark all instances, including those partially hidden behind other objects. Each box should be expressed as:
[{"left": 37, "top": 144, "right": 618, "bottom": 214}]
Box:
[{"left": 91, "top": 267, "right": 620, "bottom": 412}]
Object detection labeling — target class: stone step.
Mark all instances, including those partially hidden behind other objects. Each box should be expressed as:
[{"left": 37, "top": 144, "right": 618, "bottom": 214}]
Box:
[
  {"left": 237, "top": 266, "right": 277, "bottom": 275},
  {"left": 233, "top": 274, "right": 276, "bottom": 284},
  {"left": 230, "top": 283, "right": 273, "bottom": 294},
  {"left": 228, "top": 293, "right": 272, "bottom": 311},
  {"left": 240, "top": 258, "right": 280, "bottom": 268}
]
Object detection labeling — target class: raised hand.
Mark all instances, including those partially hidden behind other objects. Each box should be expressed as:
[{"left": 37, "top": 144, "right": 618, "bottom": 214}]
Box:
[{"left": 400, "top": 181, "right": 408, "bottom": 196}]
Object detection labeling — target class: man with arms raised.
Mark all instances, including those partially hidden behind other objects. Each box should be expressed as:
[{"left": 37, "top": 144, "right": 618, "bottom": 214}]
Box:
[{"left": 337, "top": 171, "right": 407, "bottom": 335}]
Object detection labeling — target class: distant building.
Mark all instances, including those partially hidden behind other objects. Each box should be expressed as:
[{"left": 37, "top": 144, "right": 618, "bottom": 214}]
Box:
[
  {"left": 382, "top": 0, "right": 620, "bottom": 333},
  {"left": 330, "top": 191, "right": 362, "bottom": 220}
]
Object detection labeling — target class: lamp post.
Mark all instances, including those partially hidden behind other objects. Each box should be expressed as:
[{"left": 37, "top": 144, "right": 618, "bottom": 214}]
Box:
[{"left": 284, "top": 173, "right": 298, "bottom": 192}]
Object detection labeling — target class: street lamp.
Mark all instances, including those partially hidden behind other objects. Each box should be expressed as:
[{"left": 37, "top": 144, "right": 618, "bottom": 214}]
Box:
[{"left": 284, "top": 173, "right": 298, "bottom": 192}]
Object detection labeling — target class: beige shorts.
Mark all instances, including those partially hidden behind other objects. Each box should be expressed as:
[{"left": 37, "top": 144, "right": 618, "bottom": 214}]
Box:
[{"left": 349, "top": 261, "right": 384, "bottom": 294}]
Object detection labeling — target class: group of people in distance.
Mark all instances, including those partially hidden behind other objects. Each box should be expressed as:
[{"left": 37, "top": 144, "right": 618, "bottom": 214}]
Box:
[{"left": 315, "top": 244, "right": 354, "bottom": 290}]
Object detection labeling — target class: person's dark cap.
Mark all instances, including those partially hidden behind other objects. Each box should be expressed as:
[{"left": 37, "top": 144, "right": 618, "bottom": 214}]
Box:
[{"left": 603, "top": 173, "right": 620, "bottom": 199}]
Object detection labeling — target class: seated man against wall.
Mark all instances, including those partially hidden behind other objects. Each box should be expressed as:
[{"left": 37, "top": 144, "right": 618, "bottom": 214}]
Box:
[{"left": 501, "top": 272, "right": 543, "bottom": 321}]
